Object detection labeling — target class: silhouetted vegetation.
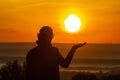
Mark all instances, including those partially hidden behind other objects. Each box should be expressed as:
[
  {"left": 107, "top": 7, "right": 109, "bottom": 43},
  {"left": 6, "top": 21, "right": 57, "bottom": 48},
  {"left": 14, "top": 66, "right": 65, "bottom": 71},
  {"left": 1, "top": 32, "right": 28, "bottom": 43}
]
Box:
[
  {"left": 72, "top": 72, "right": 98, "bottom": 80},
  {"left": 0, "top": 60, "right": 120, "bottom": 80},
  {"left": 72, "top": 72, "right": 120, "bottom": 80},
  {"left": 0, "top": 60, "right": 25, "bottom": 80},
  {"left": 100, "top": 74, "right": 120, "bottom": 80}
]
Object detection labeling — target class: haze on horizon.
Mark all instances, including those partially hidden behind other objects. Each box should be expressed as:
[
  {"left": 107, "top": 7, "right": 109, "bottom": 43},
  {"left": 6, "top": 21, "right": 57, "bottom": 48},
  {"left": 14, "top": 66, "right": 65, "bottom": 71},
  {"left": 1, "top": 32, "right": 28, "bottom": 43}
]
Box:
[{"left": 0, "top": 0, "right": 120, "bottom": 44}]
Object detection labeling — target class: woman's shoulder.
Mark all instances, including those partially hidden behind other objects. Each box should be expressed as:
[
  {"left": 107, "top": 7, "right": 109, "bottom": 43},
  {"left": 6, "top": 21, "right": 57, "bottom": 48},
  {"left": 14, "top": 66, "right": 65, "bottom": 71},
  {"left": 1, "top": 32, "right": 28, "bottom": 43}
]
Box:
[
  {"left": 27, "top": 46, "right": 38, "bottom": 56},
  {"left": 52, "top": 46, "right": 59, "bottom": 52},
  {"left": 52, "top": 46, "right": 58, "bottom": 49}
]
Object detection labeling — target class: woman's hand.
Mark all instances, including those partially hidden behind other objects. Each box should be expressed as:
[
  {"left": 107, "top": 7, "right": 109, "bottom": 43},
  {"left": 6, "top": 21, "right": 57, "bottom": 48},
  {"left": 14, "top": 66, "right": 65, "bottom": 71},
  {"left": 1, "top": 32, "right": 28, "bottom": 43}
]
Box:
[{"left": 72, "top": 42, "right": 87, "bottom": 50}]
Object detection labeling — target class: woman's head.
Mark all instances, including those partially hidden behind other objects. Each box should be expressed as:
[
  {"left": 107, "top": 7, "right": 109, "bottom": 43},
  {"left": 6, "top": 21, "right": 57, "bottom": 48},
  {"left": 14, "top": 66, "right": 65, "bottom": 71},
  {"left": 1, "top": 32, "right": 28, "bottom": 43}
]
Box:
[{"left": 37, "top": 26, "right": 54, "bottom": 43}]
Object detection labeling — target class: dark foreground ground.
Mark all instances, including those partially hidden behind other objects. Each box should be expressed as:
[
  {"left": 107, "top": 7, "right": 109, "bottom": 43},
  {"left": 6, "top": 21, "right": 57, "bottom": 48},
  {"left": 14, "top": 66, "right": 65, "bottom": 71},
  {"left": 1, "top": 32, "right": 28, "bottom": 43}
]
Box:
[{"left": 0, "top": 60, "right": 120, "bottom": 80}]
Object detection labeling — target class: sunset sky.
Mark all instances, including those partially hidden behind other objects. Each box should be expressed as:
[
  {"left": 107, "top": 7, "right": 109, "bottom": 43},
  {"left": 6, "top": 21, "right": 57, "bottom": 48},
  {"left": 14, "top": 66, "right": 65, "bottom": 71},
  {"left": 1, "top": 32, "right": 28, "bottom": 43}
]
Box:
[{"left": 0, "top": 0, "right": 120, "bottom": 43}]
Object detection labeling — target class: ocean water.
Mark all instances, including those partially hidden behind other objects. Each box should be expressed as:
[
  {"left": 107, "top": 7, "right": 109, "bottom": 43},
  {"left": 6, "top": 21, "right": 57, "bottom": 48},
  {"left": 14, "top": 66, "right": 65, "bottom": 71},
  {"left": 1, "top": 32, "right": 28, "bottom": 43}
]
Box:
[
  {"left": 0, "top": 43, "right": 120, "bottom": 66},
  {"left": 0, "top": 43, "right": 120, "bottom": 80}
]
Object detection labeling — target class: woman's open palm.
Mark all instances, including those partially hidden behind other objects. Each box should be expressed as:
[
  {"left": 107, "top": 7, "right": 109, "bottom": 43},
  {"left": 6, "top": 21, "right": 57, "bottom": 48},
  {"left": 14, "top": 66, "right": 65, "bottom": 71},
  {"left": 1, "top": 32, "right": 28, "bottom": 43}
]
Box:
[{"left": 72, "top": 42, "right": 87, "bottom": 50}]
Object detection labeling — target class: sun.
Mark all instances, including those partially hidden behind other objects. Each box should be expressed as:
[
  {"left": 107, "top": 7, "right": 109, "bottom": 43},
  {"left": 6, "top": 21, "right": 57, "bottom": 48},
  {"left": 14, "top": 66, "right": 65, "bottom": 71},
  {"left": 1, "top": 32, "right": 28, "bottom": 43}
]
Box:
[{"left": 64, "top": 14, "right": 82, "bottom": 33}]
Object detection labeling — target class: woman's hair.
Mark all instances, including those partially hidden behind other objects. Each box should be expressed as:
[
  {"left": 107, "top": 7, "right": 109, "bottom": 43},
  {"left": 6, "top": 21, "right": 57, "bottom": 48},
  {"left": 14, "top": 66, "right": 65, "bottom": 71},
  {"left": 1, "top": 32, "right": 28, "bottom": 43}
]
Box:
[{"left": 37, "top": 26, "right": 54, "bottom": 42}]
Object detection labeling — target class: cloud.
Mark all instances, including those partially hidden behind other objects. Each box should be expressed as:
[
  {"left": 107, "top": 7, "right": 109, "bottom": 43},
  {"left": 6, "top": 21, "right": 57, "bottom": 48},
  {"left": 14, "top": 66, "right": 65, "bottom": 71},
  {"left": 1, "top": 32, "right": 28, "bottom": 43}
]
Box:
[
  {"left": 0, "top": 28, "right": 17, "bottom": 33},
  {"left": 111, "top": 10, "right": 120, "bottom": 15}
]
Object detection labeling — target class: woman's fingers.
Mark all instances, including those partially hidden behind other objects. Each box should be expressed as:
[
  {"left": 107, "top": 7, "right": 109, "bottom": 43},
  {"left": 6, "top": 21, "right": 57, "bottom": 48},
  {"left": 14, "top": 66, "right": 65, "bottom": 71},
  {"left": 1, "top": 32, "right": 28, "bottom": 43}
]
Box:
[{"left": 72, "top": 42, "right": 87, "bottom": 50}]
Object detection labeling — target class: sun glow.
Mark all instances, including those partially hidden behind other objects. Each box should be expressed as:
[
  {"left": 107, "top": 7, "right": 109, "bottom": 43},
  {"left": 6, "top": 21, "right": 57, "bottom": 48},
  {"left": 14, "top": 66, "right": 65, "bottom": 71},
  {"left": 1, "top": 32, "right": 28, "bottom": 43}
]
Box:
[{"left": 64, "top": 14, "right": 82, "bottom": 33}]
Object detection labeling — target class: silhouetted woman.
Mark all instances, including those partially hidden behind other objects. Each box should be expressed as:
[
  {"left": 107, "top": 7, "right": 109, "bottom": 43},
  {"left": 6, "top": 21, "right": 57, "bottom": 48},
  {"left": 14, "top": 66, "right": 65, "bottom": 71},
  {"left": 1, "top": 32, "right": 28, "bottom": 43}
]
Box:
[{"left": 26, "top": 26, "right": 86, "bottom": 80}]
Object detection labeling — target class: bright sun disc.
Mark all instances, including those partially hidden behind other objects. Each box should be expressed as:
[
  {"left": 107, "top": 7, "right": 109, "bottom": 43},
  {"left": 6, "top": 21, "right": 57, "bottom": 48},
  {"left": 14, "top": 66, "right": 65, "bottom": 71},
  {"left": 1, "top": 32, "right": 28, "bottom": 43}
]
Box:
[{"left": 64, "top": 14, "right": 82, "bottom": 33}]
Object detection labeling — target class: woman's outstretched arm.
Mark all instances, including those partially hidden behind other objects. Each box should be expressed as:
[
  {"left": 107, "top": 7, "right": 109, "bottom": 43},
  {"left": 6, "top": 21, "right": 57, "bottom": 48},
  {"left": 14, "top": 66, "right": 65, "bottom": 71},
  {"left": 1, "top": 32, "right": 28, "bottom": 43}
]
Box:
[{"left": 59, "top": 42, "right": 87, "bottom": 68}]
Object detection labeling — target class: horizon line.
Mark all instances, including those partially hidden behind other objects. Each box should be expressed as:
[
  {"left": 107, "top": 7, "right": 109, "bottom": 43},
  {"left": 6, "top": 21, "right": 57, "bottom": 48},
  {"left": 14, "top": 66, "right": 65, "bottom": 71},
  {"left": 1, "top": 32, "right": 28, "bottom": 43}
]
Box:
[{"left": 0, "top": 42, "right": 120, "bottom": 45}]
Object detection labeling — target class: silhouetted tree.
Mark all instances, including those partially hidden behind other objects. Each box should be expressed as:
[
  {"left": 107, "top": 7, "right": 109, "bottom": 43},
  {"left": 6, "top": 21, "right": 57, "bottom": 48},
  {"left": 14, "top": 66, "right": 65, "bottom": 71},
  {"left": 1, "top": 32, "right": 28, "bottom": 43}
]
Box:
[
  {"left": 0, "top": 60, "right": 25, "bottom": 80},
  {"left": 88, "top": 74, "right": 98, "bottom": 80},
  {"left": 72, "top": 73, "right": 89, "bottom": 80}
]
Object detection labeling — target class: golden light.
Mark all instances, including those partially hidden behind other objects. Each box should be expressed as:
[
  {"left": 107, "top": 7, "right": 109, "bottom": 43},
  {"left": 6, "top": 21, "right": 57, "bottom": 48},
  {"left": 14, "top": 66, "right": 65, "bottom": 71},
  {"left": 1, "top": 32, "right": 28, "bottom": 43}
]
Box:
[{"left": 64, "top": 14, "right": 82, "bottom": 33}]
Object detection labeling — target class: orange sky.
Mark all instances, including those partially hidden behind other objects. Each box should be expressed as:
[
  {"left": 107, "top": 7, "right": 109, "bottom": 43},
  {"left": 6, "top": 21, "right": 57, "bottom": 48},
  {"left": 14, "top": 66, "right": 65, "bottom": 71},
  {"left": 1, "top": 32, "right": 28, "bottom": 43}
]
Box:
[{"left": 0, "top": 0, "right": 120, "bottom": 43}]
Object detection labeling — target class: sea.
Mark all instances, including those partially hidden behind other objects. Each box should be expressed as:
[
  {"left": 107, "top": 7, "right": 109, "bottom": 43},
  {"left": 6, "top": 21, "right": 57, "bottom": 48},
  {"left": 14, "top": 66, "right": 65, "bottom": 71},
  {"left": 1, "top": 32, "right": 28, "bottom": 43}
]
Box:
[{"left": 0, "top": 43, "right": 120, "bottom": 80}]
